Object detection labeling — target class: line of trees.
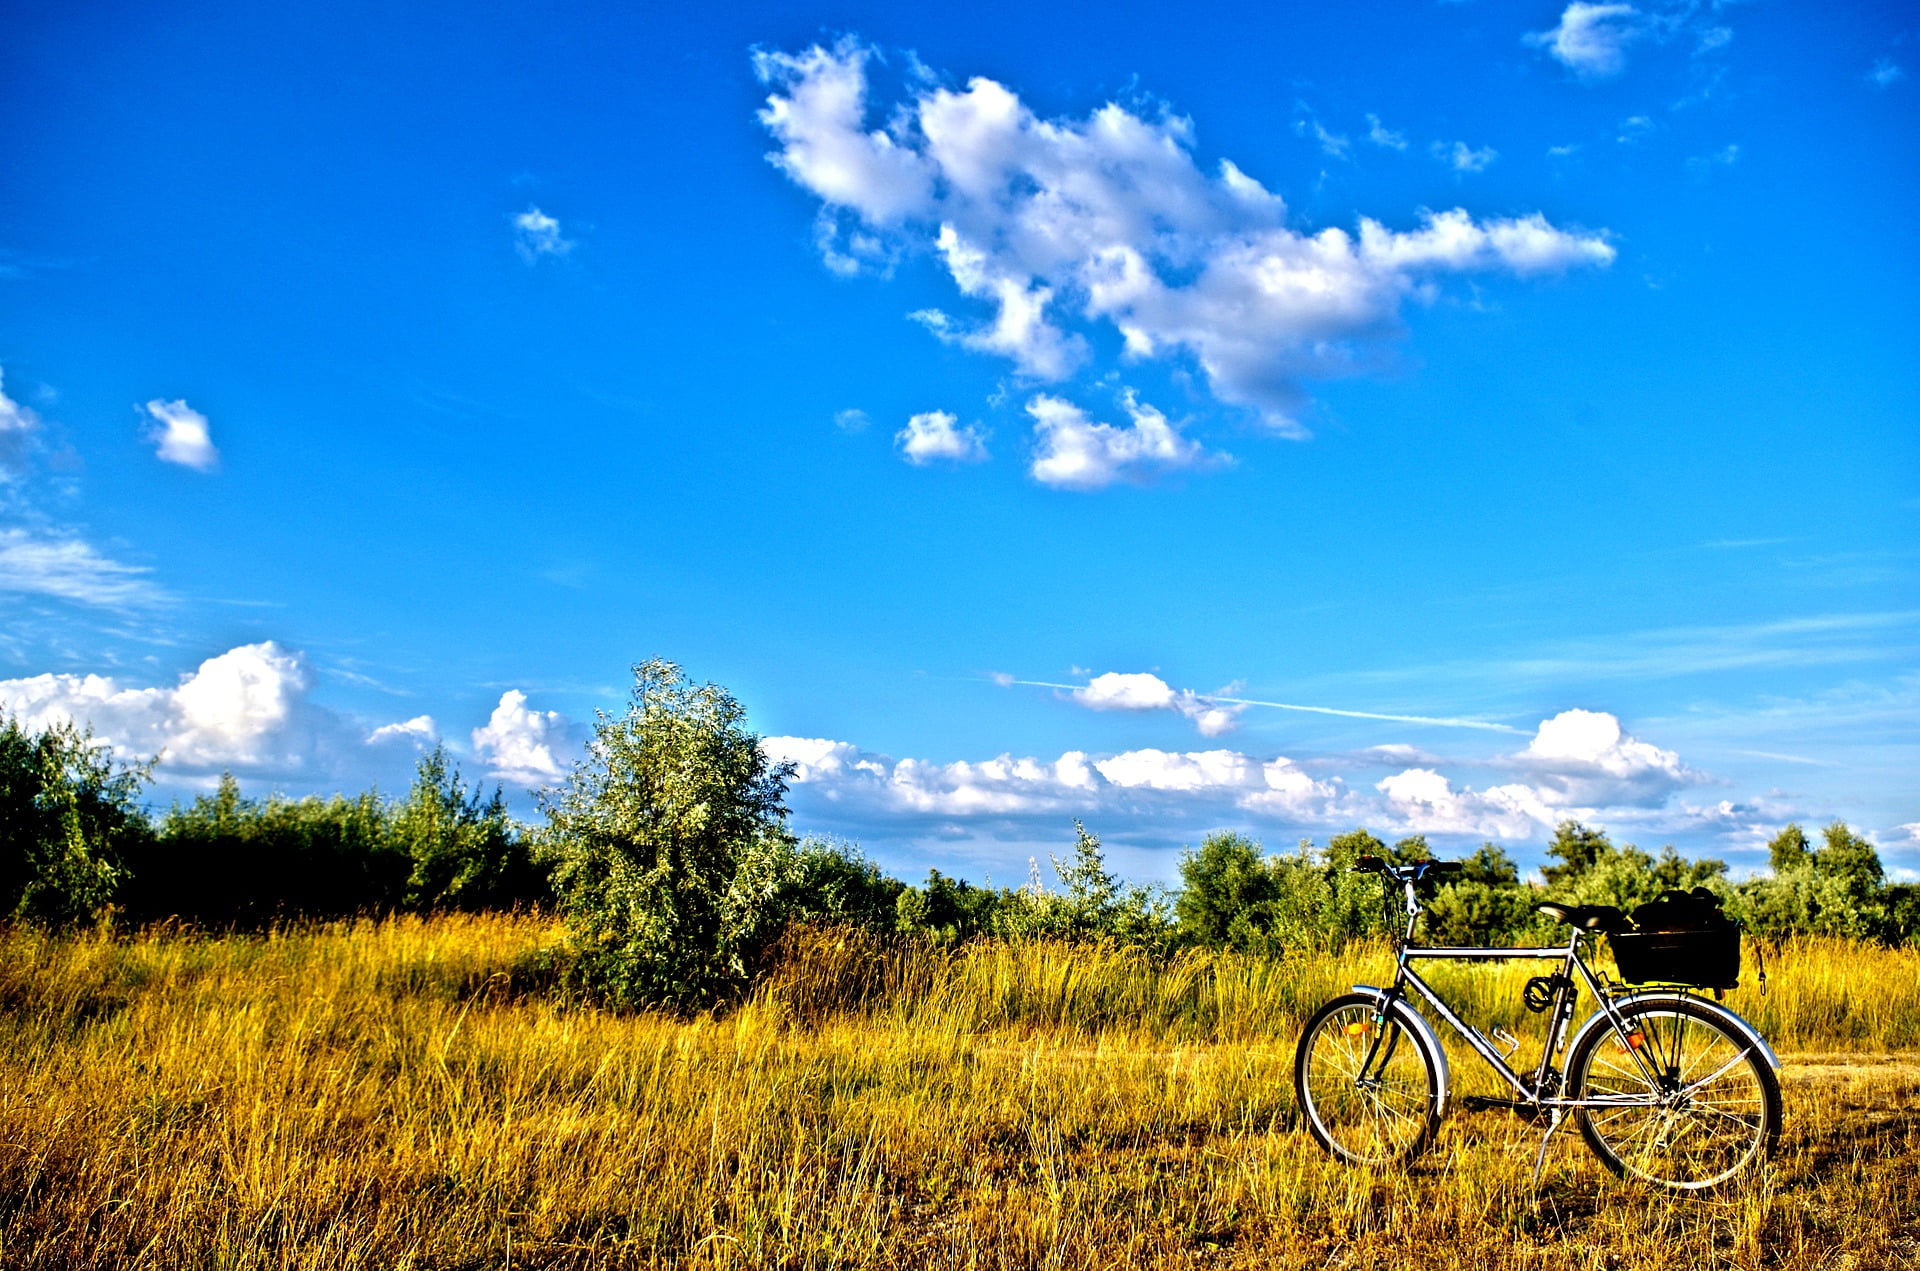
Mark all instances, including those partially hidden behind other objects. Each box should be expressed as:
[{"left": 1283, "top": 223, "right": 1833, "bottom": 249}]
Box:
[{"left": 4, "top": 662, "right": 1916, "bottom": 1015}]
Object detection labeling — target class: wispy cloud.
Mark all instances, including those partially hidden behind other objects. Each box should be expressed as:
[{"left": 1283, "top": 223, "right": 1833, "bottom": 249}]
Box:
[
  {"left": 1431, "top": 140, "right": 1498, "bottom": 173},
  {"left": 1867, "top": 57, "right": 1905, "bottom": 90},
  {"left": 0, "top": 527, "right": 166, "bottom": 609}
]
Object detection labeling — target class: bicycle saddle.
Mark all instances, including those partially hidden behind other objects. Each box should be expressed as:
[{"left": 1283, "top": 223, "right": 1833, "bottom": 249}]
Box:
[{"left": 1536, "top": 902, "right": 1629, "bottom": 932}]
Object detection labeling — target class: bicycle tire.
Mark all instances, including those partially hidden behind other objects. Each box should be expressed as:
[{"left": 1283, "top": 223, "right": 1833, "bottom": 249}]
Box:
[
  {"left": 1294, "top": 993, "right": 1443, "bottom": 1166},
  {"left": 1567, "top": 997, "right": 1781, "bottom": 1191}
]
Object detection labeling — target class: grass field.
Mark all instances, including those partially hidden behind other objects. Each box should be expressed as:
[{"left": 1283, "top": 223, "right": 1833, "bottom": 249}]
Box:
[{"left": 1, "top": 915, "right": 1915, "bottom": 1269}]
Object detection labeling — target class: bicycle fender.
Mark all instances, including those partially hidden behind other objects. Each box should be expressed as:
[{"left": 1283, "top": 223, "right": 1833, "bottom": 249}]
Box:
[
  {"left": 1565, "top": 992, "right": 1781, "bottom": 1073},
  {"left": 1350, "top": 984, "right": 1453, "bottom": 1114}
]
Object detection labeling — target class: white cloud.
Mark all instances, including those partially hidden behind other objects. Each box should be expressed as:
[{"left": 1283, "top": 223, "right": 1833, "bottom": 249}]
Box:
[
  {"left": 140, "top": 399, "right": 219, "bottom": 471},
  {"left": 0, "top": 528, "right": 164, "bottom": 609},
  {"left": 0, "top": 642, "right": 313, "bottom": 771},
  {"left": 1, "top": 369, "right": 42, "bottom": 478},
  {"left": 1365, "top": 114, "right": 1408, "bottom": 151},
  {"left": 513, "top": 207, "right": 574, "bottom": 262},
  {"left": 369, "top": 715, "right": 438, "bottom": 746},
  {"left": 471, "top": 690, "right": 580, "bottom": 787},
  {"left": 755, "top": 41, "right": 1614, "bottom": 430},
  {"left": 1867, "top": 58, "right": 1905, "bottom": 90},
  {"left": 1376, "top": 768, "right": 1558, "bottom": 840},
  {"left": 1027, "top": 393, "right": 1222, "bottom": 489},
  {"left": 1431, "top": 140, "right": 1498, "bottom": 173},
  {"left": 896, "top": 409, "right": 990, "bottom": 465},
  {"left": 1070, "top": 670, "right": 1246, "bottom": 737},
  {"left": 1517, "top": 707, "right": 1695, "bottom": 806},
  {"left": 1527, "top": 3, "right": 1646, "bottom": 79},
  {"left": 765, "top": 734, "right": 1340, "bottom": 833},
  {"left": 1075, "top": 671, "right": 1177, "bottom": 712},
  {"left": 833, "top": 408, "right": 871, "bottom": 433}
]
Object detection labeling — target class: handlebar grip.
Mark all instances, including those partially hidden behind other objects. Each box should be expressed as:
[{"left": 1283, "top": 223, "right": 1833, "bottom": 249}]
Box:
[
  {"left": 1352, "top": 855, "right": 1385, "bottom": 873},
  {"left": 1424, "top": 861, "right": 1464, "bottom": 876}
]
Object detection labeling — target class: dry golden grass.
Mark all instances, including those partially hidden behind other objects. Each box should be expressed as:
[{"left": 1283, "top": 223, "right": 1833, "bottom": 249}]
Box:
[{"left": 1, "top": 916, "right": 1914, "bottom": 1269}]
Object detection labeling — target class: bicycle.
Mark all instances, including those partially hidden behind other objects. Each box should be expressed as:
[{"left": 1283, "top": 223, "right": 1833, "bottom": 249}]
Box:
[{"left": 1293, "top": 855, "right": 1782, "bottom": 1191}]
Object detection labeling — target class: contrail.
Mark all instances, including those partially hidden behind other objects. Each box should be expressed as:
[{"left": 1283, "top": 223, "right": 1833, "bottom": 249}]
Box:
[{"left": 1003, "top": 679, "right": 1528, "bottom": 734}]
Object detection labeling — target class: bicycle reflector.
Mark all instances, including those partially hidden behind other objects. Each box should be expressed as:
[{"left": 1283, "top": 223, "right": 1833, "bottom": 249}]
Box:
[
  {"left": 1346, "top": 1020, "right": 1371, "bottom": 1036},
  {"left": 1624, "top": 1029, "right": 1647, "bottom": 1050}
]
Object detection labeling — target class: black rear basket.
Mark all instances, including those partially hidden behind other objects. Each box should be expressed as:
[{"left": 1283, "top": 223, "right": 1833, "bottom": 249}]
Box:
[{"left": 1607, "top": 924, "right": 1741, "bottom": 990}]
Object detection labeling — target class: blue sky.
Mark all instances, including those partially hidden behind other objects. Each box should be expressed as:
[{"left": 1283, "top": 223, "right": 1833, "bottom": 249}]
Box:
[{"left": 2, "top": 0, "right": 1914, "bottom": 884}]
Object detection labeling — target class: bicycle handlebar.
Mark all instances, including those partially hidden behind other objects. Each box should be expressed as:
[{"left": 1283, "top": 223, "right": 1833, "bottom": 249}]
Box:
[{"left": 1350, "top": 856, "right": 1464, "bottom": 882}]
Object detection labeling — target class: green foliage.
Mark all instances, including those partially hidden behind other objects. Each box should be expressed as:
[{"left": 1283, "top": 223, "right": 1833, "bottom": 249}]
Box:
[
  {"left": 1423, "top": 844, "right": 1540, "bottom": 945},
  {"left": 1734, "top": 821, "right": 1889, "bottom": 940},
  {"left": 135, "top": 775, "right": 408, "bottom": 922},
  {"left": 395, "top": 746, "right": 545, "bottom": 911},
  {"left": 535, "top": 659, "right": 796, "bottom": 1011},
  {"left": 894, "top": 868, "right": 1004, "bottom": 941},
  {"left": 1538, "top": 821, "right": 1727, "bottom": 912},
  {"left": 0, "top": 715, "right": 149, "bottom": 925},
  {"left": 1174, "top": 831, "right": 1281, "bottom": 952}
]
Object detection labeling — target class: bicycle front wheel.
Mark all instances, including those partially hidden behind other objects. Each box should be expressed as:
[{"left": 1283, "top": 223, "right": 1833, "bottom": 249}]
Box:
[
  {"left": 1294, "top": 993, "right": 1442, "bottom": 1166},
  {"left": 1568, "top": 997, "right": 1781, "bottom": 1190}
]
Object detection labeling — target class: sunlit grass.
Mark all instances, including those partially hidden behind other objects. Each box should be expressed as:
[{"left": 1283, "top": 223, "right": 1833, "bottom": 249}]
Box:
[{"left": 1, "top": 916, "right": 1913, "bottom": 1267}]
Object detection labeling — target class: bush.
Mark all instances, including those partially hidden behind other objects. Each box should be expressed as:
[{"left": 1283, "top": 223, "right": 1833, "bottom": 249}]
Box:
[
  {"left": 130, "top": 776, "right": 406, "bottom": 923},
  {"left": 395, "top": 746, "right": 546, "bottom": 912},
  {"left": 535, "top": 660, "right": 796, "bottom": 1011},
  {"left": 0, "top": 715, "right": 149, "bottom": 925}
]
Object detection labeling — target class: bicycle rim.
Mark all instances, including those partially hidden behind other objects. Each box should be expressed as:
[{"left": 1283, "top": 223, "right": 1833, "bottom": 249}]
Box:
[
  {"left": 1572, "top": 1001, "right": 1780, "bottom": 1190},
  {"left": 1295, "top": 997, "right": 1439, "bottom": 1166}
]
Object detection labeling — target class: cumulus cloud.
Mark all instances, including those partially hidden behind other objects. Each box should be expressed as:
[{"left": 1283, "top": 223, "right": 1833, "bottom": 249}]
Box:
[
  {"left": 513, "top": 207, "right": 573, "bottom": 262},
  {"left": 763, "top": 734, "right": 1340, "bottom": 834},
  {"left": 368, "top": 715, "right": 438, "bottom": 746},
  {"left": 761, "top": 704, "right": 1742, "bottom": 863},
  {"left": 0, "top": 527, "right": 164, "bottom": 609},
  {"left": 1515, "top": 707, "right": 1695, "bottom": 806},
  {"left": 754, "top": 39, "right": 1614, "bottom": 430},
  {"left": 140, "top": 399, "right": 218, "bottom": 471},
  {"left": 1027, "top": 393, "right": 1222, "bottom": 489},
  {"left": 471, "top": 690, "right": 581, "bottom": 787},
  {"left": 1527, "top": 3, "right": 1646, "bottom": 79},
  {"left": 0, "top": 642, "right": 315, "bottom": 772},
  {"left": 896, "top": 409, "right": 989, "bottom": 465}
]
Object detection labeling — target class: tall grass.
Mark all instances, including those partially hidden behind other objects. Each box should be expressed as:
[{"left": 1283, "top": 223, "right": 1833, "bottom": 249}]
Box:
[{"left": 1, "top": 916, "right": 1914, "bottom": 1268}]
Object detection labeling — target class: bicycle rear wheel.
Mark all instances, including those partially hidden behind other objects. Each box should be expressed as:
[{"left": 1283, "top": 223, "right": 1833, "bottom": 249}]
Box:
[
  {"left": 1294, "top": 993, "right": 1442, "bottom": 1166},
  {"left": 1568, "top": 997, "right": 1781, "bottom": 1190}
]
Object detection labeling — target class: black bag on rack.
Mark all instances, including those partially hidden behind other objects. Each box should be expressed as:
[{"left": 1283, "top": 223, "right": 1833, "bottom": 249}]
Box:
[{"left": 1607, "top": 887, "right": 1742, "bottom": 990}]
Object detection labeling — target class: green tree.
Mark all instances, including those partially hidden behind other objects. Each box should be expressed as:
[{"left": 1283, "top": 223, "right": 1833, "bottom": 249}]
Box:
[
  {"left": 1768, "top": 823, "right": 1812, "bottom": 873},
  {"left": 536, "top": 660, "right": 795, "bottom": 1010},
  {"left": 1423, "top": 843, "right": 1537, "bottom": 945},
  {"left": 1541, "top": 821, "right": 1612, "bottom": 888},
  {"left": 0, "top": 715, "right": 149, "bottom": 924},
  {"left": 395, "top": 746, "right": 541, "bottom": 911},
  {"left": 1175, "top": 831, "right": 1281, "bottom": 951}
]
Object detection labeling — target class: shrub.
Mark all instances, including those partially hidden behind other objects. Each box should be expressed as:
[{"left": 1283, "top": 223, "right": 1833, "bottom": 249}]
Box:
[
  {"left": 0, "top": 715, "right": 149, "bottom": 925},
  {"left": 535, "top": 659, "right": 795, "bottom": 1011}
]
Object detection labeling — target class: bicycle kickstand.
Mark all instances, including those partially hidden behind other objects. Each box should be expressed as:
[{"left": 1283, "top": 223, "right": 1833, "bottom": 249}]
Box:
[{"left": 1530, "top": 1108, "right": 1567, "bottom": 1197}]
